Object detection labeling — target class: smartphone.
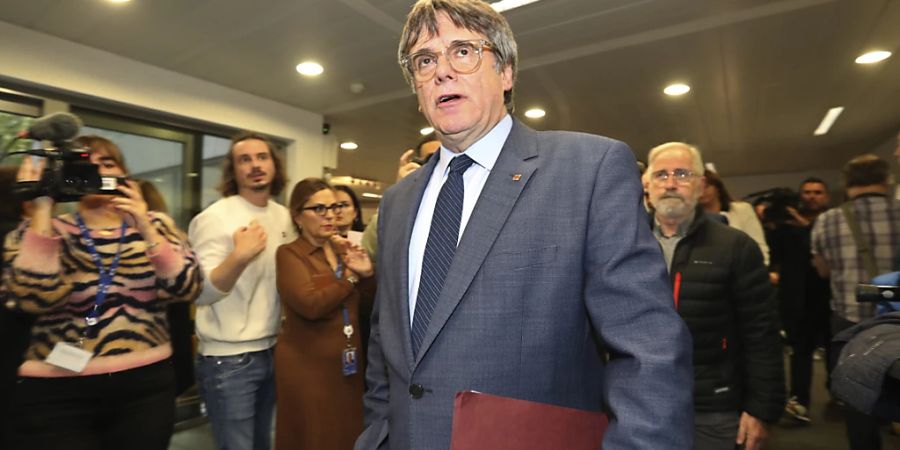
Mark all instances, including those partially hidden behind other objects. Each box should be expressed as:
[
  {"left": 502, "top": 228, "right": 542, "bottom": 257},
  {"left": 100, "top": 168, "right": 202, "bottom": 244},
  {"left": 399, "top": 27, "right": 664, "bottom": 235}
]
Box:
[{"left": 98, "top": 176, "right": 129, "bottom": 196}]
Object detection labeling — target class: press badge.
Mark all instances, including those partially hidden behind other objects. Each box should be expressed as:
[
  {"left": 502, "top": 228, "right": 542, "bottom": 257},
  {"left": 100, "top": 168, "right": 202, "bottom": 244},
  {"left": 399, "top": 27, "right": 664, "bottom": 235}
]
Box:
[
  {"left": 46, "top": 342, "right": 92, "bottom": 373},
  {"left": 342, "top": 346, "right": 358, "bottom": 376}
]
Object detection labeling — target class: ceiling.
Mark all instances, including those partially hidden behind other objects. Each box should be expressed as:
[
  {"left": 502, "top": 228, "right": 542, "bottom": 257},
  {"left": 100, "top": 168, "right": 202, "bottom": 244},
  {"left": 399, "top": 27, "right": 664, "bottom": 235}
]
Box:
[{"left": 0, "top": 0, "right": 898, "bottom": 186}]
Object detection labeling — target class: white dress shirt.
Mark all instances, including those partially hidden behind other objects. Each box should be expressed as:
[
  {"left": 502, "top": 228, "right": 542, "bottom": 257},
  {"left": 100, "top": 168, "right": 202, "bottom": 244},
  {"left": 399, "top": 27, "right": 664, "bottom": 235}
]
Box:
[{"left": 408, "top": 114, "right": 512, "bottom": 325}]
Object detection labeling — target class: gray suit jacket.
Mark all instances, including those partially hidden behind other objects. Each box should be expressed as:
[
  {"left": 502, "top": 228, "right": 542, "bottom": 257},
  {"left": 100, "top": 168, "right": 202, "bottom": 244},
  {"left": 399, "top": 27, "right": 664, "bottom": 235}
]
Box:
[{"left": 356, "top": 120, "right": 693, "bottom": 450}]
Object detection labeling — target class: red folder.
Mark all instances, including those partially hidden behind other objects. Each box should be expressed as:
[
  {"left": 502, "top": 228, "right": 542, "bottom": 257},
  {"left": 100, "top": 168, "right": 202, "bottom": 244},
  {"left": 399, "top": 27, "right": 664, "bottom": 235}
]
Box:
[{"left": 450, "top": 391, "right": 608, "bottom": 450}]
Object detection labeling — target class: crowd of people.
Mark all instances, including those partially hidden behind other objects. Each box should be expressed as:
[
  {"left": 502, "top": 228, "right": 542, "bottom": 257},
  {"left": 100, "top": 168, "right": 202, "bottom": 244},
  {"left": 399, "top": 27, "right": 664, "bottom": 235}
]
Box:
[{"left": 1, "top": 1, "right": 898, "bottom": 450}]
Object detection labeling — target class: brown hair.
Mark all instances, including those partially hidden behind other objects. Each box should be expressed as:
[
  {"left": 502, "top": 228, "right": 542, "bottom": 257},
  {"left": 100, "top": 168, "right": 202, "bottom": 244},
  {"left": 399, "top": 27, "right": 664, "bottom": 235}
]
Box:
[
  {"left": 842, "top": 154, "right": 890, "bottom": 188},
  {"left": 288, "top": 178, "right": 334, "bottom": 217},
  {"left": 703, "top": 169, "right": 734, "bottom": 212},
  {"left": 399, "top": 0, "right": 518, "bottom": 110},
  {"left": 217, "top": 131, "right": 287, "bottom": 197},
  {"left": 74, "top": 135, "right": 129, "bottom": 174},
  {"left": 137, "top": 179, "right": 168, "bottom": 213}
]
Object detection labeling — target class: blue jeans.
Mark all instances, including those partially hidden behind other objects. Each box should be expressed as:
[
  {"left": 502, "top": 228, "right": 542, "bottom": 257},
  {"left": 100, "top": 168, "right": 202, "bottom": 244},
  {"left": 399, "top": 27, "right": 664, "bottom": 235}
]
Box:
[{"left": 196, "top": 348, "right": 275, "bottom": 450}]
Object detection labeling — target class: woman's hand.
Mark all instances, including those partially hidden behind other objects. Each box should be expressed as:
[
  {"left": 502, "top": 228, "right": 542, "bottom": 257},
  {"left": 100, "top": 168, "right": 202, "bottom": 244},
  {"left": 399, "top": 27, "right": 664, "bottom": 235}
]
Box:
[
  {"left": 17, "top": 156, "right": 53, "bottom": 235},
  {"left": 332, "top": 235, "right": 373, "bottom": 278},
  {"left": 108, "top": 180, "right": 151, "bottom": 232}
]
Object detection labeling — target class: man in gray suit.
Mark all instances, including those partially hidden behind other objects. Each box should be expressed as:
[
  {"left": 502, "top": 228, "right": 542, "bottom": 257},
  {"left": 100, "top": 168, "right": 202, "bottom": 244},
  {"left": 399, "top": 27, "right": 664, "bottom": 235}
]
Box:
[{"left": 356, "top": 1, "right": 693, "bottom": 449}]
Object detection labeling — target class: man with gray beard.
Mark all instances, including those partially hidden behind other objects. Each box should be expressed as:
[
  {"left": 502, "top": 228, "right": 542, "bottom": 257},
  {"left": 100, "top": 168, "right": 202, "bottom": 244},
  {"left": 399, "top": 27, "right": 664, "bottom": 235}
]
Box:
[{"left": 647, "top": 142, "right": 785, "bottom": 450}]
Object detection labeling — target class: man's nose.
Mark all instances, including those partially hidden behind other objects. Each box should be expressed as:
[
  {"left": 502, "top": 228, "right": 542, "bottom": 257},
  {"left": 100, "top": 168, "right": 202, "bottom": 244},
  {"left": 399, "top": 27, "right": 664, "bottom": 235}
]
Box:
[{"left": 434, "top": 54, "right": 456, "bottom": 82}]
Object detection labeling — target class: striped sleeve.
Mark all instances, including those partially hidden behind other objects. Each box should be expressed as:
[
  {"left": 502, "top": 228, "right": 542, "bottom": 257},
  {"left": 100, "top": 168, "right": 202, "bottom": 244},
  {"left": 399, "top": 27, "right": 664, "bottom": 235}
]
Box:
[
  {"left": 147, "top": 212, "right": 202, "bottom": 304},
  {"left": 2, "top": 221, "right": 73, "bottom": 314}
]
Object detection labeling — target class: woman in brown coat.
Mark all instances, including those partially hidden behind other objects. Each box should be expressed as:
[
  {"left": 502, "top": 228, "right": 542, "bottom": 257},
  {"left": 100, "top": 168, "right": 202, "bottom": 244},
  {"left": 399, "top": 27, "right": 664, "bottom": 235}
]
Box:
[{"left": 274, "top": 178, "right": 374, "bottom": 450}]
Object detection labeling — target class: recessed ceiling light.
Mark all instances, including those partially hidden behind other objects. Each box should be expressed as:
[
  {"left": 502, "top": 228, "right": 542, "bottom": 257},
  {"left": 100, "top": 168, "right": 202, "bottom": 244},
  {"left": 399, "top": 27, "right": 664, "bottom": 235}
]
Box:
[
  {"left": 491, "top": 0, "right": 542, "bottom": 13},
  {"left": 855, "top": 50, "right": 892, "bottom": 64},
  {"left": 340, "top": 142, "right": 358, "bottom": 150},
  {"left": 296, "top": 61, "right": 324, "bottom": 76},
  {"left": 420, "top": 126, "right": 435, "bottom": 135},
  {"left": 813, "top": 107, "right": 844, "bottom": 136},
  {"left": 524, "top": 108, "right": 546, "bottom": 119},
  {"left": 107, "top": 0, "right": 131, "bottom": 3},
  {"left": 664, "top": 83, "right": 691, "bottom": 96}
]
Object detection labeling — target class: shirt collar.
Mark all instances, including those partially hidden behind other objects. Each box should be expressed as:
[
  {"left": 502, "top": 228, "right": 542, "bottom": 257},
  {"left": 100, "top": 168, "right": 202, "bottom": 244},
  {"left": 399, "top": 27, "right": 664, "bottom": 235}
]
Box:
[
  {"left": 653, "top": 214, "right": 694, "bottom": 239},
  {"left": 435, "top": 114, "right": 512, "bottom": 176}
]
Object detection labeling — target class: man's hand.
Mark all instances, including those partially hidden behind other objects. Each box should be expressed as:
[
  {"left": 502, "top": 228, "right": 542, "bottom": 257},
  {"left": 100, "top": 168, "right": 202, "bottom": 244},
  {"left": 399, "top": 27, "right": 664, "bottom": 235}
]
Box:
[
  {"left": 736, "top": 412, "right": 769, "bottom": 450},
  {"left": 233, "top": 220, "right": 267, "bottom": 263},
  {"left": 397, "top": 149, "right": 422, "bottom": 181}
]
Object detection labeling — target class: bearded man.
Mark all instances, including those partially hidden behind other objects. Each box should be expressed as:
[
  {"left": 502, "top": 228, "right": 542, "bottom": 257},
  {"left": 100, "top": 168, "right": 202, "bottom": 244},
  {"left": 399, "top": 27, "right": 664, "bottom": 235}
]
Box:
[{"left": 646, "top": 142, "right": 785, "bottom": 450}]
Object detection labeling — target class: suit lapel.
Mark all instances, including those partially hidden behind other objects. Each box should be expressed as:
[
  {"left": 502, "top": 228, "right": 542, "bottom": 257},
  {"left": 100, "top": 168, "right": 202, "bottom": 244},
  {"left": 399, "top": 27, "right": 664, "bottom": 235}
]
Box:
[
  {"left": 413, "top": 120, "right": 539, "bottom": 367},
  {"left": 394, "top": 156, "right": 439, "bottom": 371}
]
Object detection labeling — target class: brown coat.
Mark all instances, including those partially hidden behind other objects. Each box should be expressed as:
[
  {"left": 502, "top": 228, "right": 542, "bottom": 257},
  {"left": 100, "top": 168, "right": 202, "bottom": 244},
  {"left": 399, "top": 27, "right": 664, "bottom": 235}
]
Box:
[{"left": 274, "top": 237, "right": 371, "bottom": 450}]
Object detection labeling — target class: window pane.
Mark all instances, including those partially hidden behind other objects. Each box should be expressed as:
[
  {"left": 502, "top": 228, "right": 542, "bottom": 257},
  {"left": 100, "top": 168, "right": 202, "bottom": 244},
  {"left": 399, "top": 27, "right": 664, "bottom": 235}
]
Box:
[{"left": 201, "top": 135, "right": 229, "bottom": 209}]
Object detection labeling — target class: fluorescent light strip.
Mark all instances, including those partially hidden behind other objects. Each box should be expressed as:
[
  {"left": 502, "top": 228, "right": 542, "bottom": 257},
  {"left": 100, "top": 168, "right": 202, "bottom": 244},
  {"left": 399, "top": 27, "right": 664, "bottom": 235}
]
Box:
[
  {"left": 491, "top": 0, "right": 541, "bottom": 13},
  {"left": 813, "top": 107, "right": 844, "bottom": 136},
  {"left": 362, "top": 193, "right": 382, "bottom": 199}
]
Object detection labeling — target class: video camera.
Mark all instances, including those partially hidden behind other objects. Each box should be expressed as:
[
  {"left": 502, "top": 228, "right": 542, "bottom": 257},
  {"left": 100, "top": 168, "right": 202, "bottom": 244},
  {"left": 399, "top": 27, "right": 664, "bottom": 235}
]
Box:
[
  {"left": 2, "top": 113, "right": 124, "bottom": 202},
  {"left": 746, "top": 187, "right": 799, "bottom": 225}
]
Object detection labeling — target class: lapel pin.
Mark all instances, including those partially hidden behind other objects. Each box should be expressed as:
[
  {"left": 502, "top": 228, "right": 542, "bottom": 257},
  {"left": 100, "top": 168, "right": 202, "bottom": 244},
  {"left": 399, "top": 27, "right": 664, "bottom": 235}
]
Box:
[{"left": 512, "top": 173, "right": 522, "bottom": 181}]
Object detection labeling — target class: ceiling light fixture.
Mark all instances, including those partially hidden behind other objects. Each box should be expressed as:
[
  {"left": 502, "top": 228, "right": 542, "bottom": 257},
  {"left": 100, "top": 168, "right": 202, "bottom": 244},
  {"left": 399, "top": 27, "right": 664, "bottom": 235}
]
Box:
[
  {"left": 420, "top": 126, "right": 435, "bottom": 135},
  {"left": 524, "top": 108, "right": 546, "bottom": 119},
  {"left": 664, "top": 83, "right": 691, "bottom": 96},
  {"left": 296, "top": 61, "right": 324, "bottom": 76},
  {"left": 491, "top": 0, "right": 542, "bottom": 13},
  {"left": 362, "top": 193, "right": 383, "bottom": 199},
  {"left": 813, "top": 106, "right": 844, "bottom": 136},
  {"left": 855, "top": 50, "right": 892, "bottom": 64},
  {"left": 340, "top": 142, "right": 358, "bottom": 150},
  {"left": 107, "top": 0, "right": 131, "bottom": 3}
]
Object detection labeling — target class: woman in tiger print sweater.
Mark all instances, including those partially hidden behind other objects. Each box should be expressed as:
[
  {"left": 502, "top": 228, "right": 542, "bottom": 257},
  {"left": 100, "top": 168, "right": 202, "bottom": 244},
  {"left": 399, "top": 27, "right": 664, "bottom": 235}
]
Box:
[{"left": 1, "top": 135, "right": 202, "bottom": 450}]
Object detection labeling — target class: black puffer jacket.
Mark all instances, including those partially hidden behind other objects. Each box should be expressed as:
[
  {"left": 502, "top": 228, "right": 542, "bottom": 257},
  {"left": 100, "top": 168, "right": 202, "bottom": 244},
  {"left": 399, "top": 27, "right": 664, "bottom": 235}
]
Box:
[{"left": 670, "top": 209, "right": 785, "bottom": 422}]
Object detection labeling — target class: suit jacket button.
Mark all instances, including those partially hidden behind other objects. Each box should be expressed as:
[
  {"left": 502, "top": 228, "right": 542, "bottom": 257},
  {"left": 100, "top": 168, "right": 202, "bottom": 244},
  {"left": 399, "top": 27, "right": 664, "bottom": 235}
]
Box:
[{"left": 409, "top": 384, "right": 424, "bottom": 399}]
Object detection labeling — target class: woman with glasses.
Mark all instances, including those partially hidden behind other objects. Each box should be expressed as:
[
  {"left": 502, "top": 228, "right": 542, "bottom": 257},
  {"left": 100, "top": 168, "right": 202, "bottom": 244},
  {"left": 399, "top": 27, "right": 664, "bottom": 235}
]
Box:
[
  {"left": 333, "top": 185, "right": 365, "bottom": 236},
  {"left": 274, "top": 178, "right": 374, "bottom": 450},
  {"left": 2, "top": 135, "right": 202, "bottom": 450}
]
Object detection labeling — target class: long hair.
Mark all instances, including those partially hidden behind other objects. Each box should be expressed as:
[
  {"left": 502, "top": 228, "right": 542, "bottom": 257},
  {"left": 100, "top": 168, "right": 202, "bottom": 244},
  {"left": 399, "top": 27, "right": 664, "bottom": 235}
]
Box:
[
  {"left": 333, "top": 185, "right": 365, "bottom": 232},
  {"left": 703, "top": 169, "right": 733, "bottom": 212},
  {"left": 217, "top": 131, "right": 287, "bottom": 197}
]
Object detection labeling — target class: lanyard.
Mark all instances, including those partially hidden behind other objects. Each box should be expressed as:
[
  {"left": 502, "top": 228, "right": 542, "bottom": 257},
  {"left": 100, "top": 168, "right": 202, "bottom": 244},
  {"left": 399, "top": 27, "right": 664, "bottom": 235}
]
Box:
[
  {"left": 334, "top": 260, "right": 354, "bottom": 341},
  {"left": 75, "top": 213, "right": 126, "bottom": 327}
]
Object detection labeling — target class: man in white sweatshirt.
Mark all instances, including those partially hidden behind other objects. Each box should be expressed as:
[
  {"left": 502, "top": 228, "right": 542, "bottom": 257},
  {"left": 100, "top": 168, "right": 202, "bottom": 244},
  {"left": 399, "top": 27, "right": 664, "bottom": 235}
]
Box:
[{"left": 188, "top": 132, "right": 295, "bottom": 450}]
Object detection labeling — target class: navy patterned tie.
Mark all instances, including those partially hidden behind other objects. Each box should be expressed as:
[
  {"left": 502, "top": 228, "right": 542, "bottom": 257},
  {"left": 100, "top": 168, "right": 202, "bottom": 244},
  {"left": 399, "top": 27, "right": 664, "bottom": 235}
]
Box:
[{"left": 411, "top": 154, "right": 475, "bottom": 356}]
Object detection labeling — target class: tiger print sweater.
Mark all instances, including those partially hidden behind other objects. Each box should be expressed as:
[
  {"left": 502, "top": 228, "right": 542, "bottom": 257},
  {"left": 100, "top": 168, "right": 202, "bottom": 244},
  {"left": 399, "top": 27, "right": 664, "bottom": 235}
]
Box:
[{"left": 2, "top": 211, "right": 202, "bottom": 377}]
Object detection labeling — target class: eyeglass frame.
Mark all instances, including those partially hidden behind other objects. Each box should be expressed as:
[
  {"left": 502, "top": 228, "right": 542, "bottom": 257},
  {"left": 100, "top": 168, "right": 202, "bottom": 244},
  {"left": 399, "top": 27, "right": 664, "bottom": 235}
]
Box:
[
  {"left": 400, "top": 39, "right": 495, "bottom": 82},
  {"left": 649, "top": 168, "right": 699, "bottom": 186},
  {"left": 300, "top": 203, "right": 345, "bottom": 216}
]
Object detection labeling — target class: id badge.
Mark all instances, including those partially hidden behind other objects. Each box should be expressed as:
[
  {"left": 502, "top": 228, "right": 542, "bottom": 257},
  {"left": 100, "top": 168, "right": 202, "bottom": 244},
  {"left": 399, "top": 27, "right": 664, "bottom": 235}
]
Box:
[
  {"left": 45, "top": 342, "right": 92, "bottom": 373},
  {"left": 342, "top": 346, "right": 357, "bottom": 376}
]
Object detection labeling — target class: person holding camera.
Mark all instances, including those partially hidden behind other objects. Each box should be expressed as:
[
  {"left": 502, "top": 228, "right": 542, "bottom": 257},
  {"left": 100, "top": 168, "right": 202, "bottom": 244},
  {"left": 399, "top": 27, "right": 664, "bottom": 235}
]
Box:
[{"left": 1, "top": 135, "right": 202, "bottom": 450}]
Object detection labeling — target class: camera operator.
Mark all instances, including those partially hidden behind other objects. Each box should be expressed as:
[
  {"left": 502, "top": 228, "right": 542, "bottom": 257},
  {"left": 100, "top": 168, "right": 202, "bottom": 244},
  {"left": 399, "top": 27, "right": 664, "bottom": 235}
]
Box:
[
  {"left": 767, "top": 177, "right": 831, "bottom": 423},
  {"left": 1, "top": 135, "right": 202, "bottom": 450}
]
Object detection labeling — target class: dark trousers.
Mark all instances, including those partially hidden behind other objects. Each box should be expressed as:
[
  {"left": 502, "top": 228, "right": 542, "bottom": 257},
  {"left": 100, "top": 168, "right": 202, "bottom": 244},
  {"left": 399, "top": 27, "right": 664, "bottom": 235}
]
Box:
[
  {"left": 830, "top": 313, "right": 884, "bottom": 450},
  {"left": 0, "top": 308, "right": 36, "bottom": 444},
  {"left": 3, "top": 358, "right": 176, "bottom": 450},
  {"left": 787, "top": 302, "right": 829, "bottom": 406}
]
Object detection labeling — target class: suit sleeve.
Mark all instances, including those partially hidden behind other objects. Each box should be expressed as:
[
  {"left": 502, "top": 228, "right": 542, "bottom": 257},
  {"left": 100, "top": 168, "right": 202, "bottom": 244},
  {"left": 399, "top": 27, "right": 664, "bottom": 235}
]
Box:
[
  {"left": 356, "top": 205, "right": 390, "bottom": 450},
  {"left": 275, "top": 245, "right": 354, "bottom": 320},
  {"left": 731, "top": 235, "right": 786, "bottom": 421},
  {"left": 583, "top": 141, "right": 694, "bottom": 450}
]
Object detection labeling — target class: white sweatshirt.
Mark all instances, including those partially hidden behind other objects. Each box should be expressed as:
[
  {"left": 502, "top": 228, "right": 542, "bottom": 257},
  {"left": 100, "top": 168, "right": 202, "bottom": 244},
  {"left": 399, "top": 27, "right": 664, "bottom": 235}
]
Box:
[{"left": 188, "top": 195, "right": 296, "bottom": 356}]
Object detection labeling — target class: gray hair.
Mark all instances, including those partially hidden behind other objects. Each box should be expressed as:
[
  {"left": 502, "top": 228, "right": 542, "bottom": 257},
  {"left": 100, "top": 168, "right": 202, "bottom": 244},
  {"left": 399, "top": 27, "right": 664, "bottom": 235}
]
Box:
[
  {"left": 647, "top": 142, "right": 705, "bottom": 175},
  {"left": 398, "top": 0, "right": 518, "bottom": 109}
]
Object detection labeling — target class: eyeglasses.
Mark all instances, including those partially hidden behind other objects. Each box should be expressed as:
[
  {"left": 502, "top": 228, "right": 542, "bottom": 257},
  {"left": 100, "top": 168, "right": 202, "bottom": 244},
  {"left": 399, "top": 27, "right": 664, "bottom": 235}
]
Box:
[
  {"left": 650, "top": 169, "right": 697, "bottom": 186},
  {"left": 336, "top": 201, "right": 352, "bottom": 210},
  {"left": 401, "top": 39, "right": 494, "bottom": 82},
  {"left": 301, "top": 203, "right": 344, "bottom": 216}
]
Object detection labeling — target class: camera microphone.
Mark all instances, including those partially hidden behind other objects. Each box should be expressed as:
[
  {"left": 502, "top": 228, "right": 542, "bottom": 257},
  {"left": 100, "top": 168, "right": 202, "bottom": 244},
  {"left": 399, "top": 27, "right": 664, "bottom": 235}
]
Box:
[{"left": 17, "top": 112, "right": 83, "bottom": 142}]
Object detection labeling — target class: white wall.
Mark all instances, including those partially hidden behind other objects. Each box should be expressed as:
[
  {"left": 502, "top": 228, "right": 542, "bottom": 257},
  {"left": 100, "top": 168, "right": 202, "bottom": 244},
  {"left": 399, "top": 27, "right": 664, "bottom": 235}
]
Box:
[{"left": 0, "top": 20, "right": 330, "bottom": 196}]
